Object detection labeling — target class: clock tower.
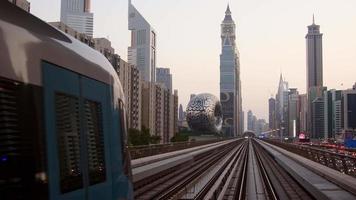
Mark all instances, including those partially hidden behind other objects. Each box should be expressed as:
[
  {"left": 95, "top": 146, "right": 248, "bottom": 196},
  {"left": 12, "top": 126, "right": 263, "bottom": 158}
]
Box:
[
  {"left": 221, "top": 5, "right": 236, "bottom": 49},
  {"left": 219, "top": 4, "right": 242, "bottom": 137}
]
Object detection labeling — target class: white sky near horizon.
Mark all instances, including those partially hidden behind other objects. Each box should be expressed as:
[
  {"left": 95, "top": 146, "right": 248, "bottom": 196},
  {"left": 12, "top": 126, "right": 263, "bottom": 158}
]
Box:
[{"left": 29, "top": 0, "right": 356, "bottom": 122}]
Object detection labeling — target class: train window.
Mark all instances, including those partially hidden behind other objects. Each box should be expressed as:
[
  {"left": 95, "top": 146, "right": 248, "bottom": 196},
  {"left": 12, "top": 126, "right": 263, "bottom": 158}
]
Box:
[
  {"left": 0, "top": 77, "right": 47, "bottom": 199},
  {"left": 55, "top": 92, "right": 83, "bottom": 193},
  {"left": 83, "top": 99, "right": 106, "bottom": 185}
]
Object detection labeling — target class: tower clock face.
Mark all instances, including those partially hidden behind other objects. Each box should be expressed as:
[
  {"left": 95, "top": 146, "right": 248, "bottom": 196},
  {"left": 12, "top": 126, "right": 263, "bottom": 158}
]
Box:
[{"left": 224, "top": 27, "right": 233, "bottom": 33}]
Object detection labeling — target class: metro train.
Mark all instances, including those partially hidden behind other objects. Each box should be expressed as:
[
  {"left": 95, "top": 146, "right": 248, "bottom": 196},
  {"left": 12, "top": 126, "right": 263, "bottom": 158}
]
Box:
[{"left": 0, "top": 1, "right": 133, "bottom": 199}]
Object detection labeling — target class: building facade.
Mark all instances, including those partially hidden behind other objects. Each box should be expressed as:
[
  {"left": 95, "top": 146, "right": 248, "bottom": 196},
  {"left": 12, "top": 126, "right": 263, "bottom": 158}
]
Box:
[
  {"left": 306, "top": 16, "right": 324, "bottom": 137},
  {"left": 117, "top": 58, "right": 142, "bottom": 131},
  {"left": 299, "top": 94, "right": 308, "bottom": 133},
  {"left": 173, "top": 90, "right": 179, "bottom": 135},
  {"left": 220, "top": 5, "right": 242, "bottom": 137},
  {"left": 306, "top": 16, "right": 323, "bottom": 91},
  {"left": 156, "top": 68, "right": 172, "bottom": 92},
  {"left": 247, "top": 110, "right": 253, "bottom": 131},
  {"left": 312, "top": 97, "right": 325, "bottom": 139},
  {"left": 128, "top": 1, "right": 157, "bottom": 139},
  {"left": 49, "top": 21, "right": 95, "bottom": 47},
  {"left": 8, "top": 0, "right": 30, "bottom": 12},
  {"left": 323, "top": 90, "right": 342, "bottom": 139},
  {"left": 288, "top": 88, "right": 300, "bottom": 138},
  {"left": 308, "top": 86, "right": 327, "bottom": 138},
  {"left": 276, "top": 74, "right": 289, "bottom": 137},
  {"left": 269, "top": 97, "right": 276, "bottom": 130},
  {"left": 342, "top": 88, "right": 356, "bottom": 131},
  {"left": 60, "top": 0, "right": 93, "bottom": 37},
  {"left": 141, "top": 81, "right": 155, "bottom": 134},
  {"left": 128, "top": 1, "right": 156, "bottom": 82}
]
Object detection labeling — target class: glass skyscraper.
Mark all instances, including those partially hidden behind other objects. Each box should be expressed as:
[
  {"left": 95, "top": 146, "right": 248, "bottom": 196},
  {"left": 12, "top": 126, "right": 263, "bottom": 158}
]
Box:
[
  {"left": 220, "top": 5, "right": 242, "bottom": 137},
  {"left": 60, "top": 0, "right": 93, "bottom": 37}
]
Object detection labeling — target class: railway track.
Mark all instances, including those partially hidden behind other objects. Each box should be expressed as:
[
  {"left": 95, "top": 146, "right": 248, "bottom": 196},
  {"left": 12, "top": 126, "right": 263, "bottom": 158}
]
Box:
[
  {"left": 133, "top": 139, "right": 245, "bottom": 199},
  {"left": 133, "top": 138, "right": 356, "bottom": 200},
  {"left": 252, "top": 139, "right": 314, "bottom": 200}
]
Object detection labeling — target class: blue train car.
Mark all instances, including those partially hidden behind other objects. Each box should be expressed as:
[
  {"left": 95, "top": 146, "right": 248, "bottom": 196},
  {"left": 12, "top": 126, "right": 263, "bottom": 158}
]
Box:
[{"left": 0, "top": 1, "right": 133, "bottom": 199}]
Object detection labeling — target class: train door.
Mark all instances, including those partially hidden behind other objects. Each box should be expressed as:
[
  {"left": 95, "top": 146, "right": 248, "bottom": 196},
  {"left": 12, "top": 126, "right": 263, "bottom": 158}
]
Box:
[
  {"left": 43, "top": 62, "right": 112, "bottom": 200},
  {"left": 80, "top": 76, "right": 112, "bottom": 200}
]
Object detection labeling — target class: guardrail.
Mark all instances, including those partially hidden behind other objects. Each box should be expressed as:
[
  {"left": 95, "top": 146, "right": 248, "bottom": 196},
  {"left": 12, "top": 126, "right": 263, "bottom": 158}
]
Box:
[
  {"left": 129, "top": 139, "right": 226, "bottom": 159},
  {"left": 264, "top": 139, "right": 356, "bottom": 177}
]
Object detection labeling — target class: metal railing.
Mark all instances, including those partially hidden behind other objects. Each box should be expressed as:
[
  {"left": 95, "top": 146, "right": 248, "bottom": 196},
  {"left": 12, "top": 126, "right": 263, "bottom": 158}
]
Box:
[
  {"left": 264, "top": 139, "right": 356, "bottom": 177},
  {"left": 129, "top": 139, "right": 225, "bottom": 159}
]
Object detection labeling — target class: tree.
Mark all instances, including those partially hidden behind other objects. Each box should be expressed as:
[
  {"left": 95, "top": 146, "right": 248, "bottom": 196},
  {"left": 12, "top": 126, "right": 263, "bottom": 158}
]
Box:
[
  {"left": 128, "top": 127, "right": 162, "bottom": 146},
  {"left": 171, "top": 132, "right": 189, "bottom": 142}
]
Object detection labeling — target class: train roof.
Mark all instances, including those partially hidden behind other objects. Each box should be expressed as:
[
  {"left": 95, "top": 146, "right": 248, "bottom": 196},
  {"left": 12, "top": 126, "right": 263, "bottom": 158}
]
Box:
[{"left": 0, "top": 1, "right": 124, "bottom": 101}]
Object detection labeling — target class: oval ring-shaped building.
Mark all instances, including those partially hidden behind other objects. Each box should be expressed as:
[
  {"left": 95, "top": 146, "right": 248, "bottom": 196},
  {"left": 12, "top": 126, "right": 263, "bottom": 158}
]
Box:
[{"left": 186, "top": 93, "right": 222, "bottom": 133}]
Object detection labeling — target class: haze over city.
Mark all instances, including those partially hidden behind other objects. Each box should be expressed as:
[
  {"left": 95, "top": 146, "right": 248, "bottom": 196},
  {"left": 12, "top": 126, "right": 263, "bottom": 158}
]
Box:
[
  {"left": 29, "top": 0, "right": 356, "bottom": 120},
  {"left": 3, "top": 1, "right": 356, "bottom": 199}
]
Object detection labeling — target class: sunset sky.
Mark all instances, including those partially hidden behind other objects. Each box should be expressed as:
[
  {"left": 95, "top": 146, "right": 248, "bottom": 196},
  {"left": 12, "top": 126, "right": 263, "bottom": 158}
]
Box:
[{"left": 30, "top": 0, "right": 356, "bottom": 121}]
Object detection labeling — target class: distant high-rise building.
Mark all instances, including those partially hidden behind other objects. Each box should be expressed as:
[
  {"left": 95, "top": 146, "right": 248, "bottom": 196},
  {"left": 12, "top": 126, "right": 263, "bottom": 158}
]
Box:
[
  {"left": 308, "top": 86, "right": 327, "bottom": 138},
  {"left": 323, "top": 89, "right": 342, "bottom": 139},
  {"left": 8, "top": 0, "right": 30, "bottom": 12},
  {"left": 60, "top": 0, "right": 93, "bottom": 37},
  {"left": 173, "top": 90, "right": 179, "bottom": 135},
  {"left": 220, "top": 4, "right": 242, "bottom": 137},
  {"left": 156, "top": 68, "right": 172, "bottom": 92},
  {"left": 128, "top": 0, "right": 156, "bottom": 82},
  {"left": 306, "top": 15, "right": 323, "bottom": 91},
  {"left": 312, "top": 97, "right": 325, "bottom": 139},
  {"left": 299, "top": 94, "right": 308, "bottom": 134},
  {"left": 306, "top": 16, "right": 324, "bottom": 136},
  {"left": 276, "top": 74, "right": 289, "bottom": 137},
  {"left": 268, "top": 97, "right": 276, "bottom": 130},
  {"left": 342, "top": 88, "right": 356, "bottom": 130},
  {"left": 178, "top": 104, "right": 184, "bottom": 121},
  {"left": 256, "top": 119, "right": 268, "bottom": 135},
  {"left": 288, "top": 89, "right": 300, "bottom": 138},
  {"left": 247, "top": 110, "right": 253, "bottom": 131},
  {"left": 240, "top": 110, "right": 245, "bottom": 133},
  {"left": 129, "top": 0, "right": 157, "bottom": 138},
  {"left": 151, "top": 83, "right": 178, "bottom": 143}
]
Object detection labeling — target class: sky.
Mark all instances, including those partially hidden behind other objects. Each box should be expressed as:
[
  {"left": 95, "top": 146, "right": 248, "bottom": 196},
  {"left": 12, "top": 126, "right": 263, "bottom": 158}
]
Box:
[{"left": 30, "top": 0, "right": 356, "bottom": 121}]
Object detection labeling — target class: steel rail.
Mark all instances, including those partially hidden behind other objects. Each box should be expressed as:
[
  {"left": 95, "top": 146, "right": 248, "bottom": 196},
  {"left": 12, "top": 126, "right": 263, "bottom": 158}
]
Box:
[
  {"left": 253, "top": 139, "right": 315, "bottom": 200},
  {"left": 253, "top": 140, "right": 279, "bottom": 200},
  {"left": 194, "top": 141, "right": 248, "bottom": 200},
  {"left": 134, "top": 140, "right": 242, "bottom": 199}
]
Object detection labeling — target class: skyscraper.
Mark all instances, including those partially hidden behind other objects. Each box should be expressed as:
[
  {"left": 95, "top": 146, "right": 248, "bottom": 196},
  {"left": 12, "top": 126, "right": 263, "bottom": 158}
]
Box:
[
  {"left": 128, "top": 0, "right": 157, "bottom": 82},
  {"left": 268, "top": 97, "right": 276, "bottom": 130},
  {"left": 288, "top": 88, "right": 300, "bottom": 138},
  {"left": 220, "top": 5, "right": 242, "bottom": 137},
  {"left": 306, "top": 15, "right": 323, "bottom": 90},
  {"left": 128, "top": 0, "right": 157, "bottom": 135},
  {"left": 276, "top": 74, "right": 289, "bottom": 137},
  {"left": 60, "top": 0, "right": 93, "bottom": 37},
  {"left": 342, "top": 88, "right": 356, "bottom": 130},
  {"left": 299, "top": 94, "right": 308, "bottom": 134},
  {"left": 312, "top": 97, "right": 325, "bottom": 139},
  {"left": 306, "top": 16, "right": 324, "bottom": 137},
  {"left": 323, "top": 89, "right": 342, "bottom": 139},
  {"left": 247, "top": 110, "right": 253, "bottom": 131},
  {"left": 178, "top": 104, "right": 184, "bottom": 122}
]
